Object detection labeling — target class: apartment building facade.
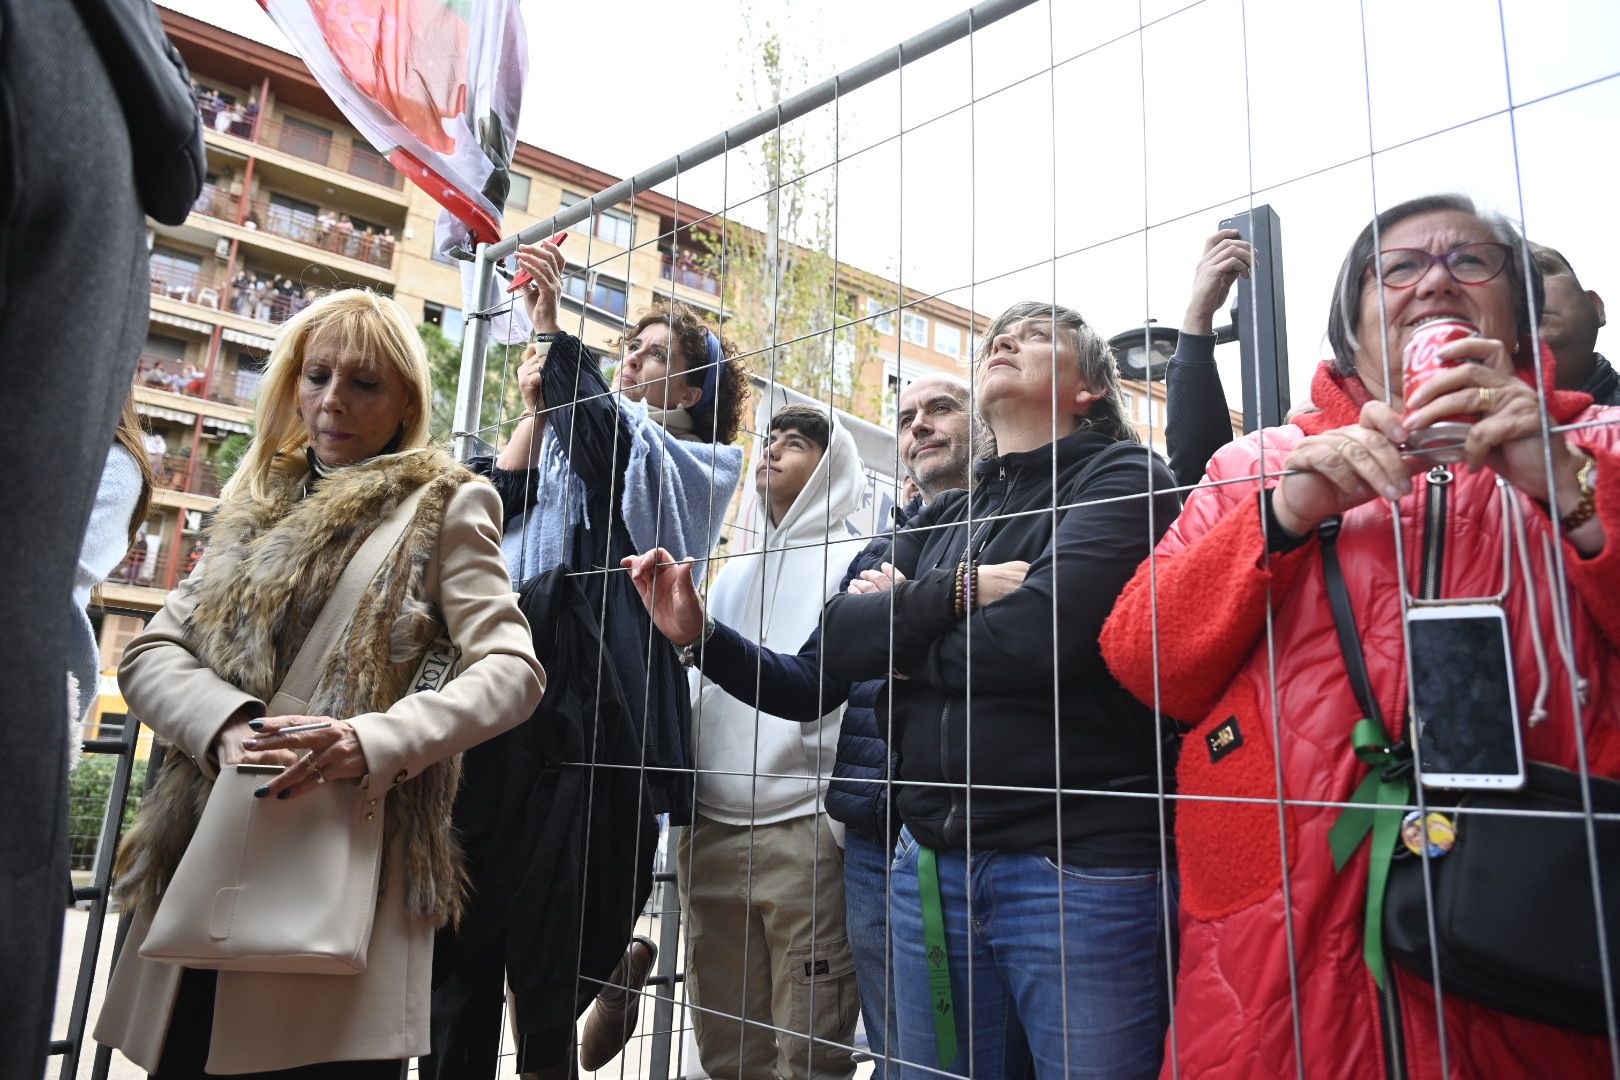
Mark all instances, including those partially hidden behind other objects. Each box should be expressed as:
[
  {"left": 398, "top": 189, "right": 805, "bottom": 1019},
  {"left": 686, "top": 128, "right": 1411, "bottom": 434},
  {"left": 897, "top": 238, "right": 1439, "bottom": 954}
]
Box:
[{"left": 89, "top": 7, "right": 984, "bottom": 728}]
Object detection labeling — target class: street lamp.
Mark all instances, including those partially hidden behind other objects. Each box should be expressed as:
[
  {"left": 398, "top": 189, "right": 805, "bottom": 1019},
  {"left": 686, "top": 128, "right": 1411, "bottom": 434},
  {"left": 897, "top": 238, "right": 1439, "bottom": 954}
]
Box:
[
  {"left": 1107, "top": 320, "right": 1179, "bottom": 382},
  {"left": 1107, "top": 204, "right": 1290, "bottom": 433},
  {"left": 1107, "top": 316, "right": 1238, "bottom": 382}
]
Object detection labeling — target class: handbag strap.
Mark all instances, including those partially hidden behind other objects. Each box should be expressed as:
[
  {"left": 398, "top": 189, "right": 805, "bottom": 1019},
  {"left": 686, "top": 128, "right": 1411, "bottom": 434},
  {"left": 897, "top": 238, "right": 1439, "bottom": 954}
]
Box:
[
  {"left": 269, "top": 482, "right": 432, "bottom": 713},
  {"left": 1318, "top": 515, "right": 1385, "bottom": 729}
]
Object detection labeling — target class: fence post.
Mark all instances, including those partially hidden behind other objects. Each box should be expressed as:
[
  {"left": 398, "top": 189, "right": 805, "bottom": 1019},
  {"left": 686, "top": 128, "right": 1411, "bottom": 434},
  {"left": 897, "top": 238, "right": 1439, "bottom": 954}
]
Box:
[{"left": 452, "top": 243, "right": 495, "bottom": 463}]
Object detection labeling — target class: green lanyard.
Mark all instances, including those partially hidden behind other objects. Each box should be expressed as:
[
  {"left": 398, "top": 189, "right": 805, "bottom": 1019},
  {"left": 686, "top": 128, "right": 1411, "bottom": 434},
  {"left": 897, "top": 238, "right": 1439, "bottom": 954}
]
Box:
[
  {"left": 1328, "top": 717, "right": 1413, "bottom": 986},
  {"left": 916, "top": 844, "right": 959, "bottom": 1069}
]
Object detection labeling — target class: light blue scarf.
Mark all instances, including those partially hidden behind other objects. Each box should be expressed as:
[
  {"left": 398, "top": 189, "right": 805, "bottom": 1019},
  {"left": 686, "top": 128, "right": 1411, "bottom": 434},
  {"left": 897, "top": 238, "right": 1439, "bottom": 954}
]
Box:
[{"left": 501, "top": 399, "right": 743, "bottom": 583}]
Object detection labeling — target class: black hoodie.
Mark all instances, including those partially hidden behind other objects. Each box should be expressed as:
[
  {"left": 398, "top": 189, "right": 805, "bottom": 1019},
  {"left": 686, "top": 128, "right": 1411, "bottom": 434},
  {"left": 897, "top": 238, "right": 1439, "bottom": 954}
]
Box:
[{"left": 822, "top": 428, "right": 1181, "bottom": 864}]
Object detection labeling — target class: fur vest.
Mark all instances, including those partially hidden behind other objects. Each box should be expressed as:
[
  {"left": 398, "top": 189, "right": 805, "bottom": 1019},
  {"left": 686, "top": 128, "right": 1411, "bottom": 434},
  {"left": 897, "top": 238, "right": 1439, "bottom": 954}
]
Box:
[{"left": 117, "top": 448, "right": 479, "bottom": 927}]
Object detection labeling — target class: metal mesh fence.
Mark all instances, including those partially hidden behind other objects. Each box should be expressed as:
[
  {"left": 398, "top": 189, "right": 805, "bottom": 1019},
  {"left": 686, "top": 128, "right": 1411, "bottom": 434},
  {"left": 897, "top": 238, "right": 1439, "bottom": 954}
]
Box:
[{"left": 53, "top": 0, "right": 1620, "bottom": 1076}]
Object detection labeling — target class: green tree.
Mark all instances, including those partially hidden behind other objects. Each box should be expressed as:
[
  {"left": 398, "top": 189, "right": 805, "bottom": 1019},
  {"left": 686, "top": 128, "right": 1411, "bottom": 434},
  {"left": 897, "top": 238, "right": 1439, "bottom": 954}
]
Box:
[
  {"left": 697, "top": 20, "right": 877, "bottom": 417},
  {"left": 421, "top": 322, "right": 527, "bottom": 451},
  {"left": 211, "top": 432, "right": 252, "bottom": 487}
]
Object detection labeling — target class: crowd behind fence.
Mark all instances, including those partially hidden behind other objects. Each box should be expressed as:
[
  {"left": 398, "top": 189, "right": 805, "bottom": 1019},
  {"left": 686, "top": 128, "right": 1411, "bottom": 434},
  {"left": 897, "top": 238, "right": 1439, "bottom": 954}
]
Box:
[{"left": 49, "top": 0, "right": 1620, "bottom": 1077}]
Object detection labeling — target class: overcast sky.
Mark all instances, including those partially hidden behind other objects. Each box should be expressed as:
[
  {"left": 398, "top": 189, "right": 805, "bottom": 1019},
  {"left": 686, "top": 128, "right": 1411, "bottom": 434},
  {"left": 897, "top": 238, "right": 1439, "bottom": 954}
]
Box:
[{"left": 163, "top": 0, "right": 1618, "bottom": 416}]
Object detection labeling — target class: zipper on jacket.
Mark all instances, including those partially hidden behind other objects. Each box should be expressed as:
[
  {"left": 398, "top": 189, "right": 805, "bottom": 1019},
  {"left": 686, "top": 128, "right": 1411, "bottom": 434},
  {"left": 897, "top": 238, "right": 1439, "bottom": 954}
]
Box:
[
  {"left": 1379, "top": 962, "right": 1408, "bottom": 1080},
  {"left": 939, "top": 463, "right": 1018, "bottom": 847},
  {"left": 1420, "top": 465, "right": 1451, "bottom": 600},
  {"left": 939, "top": 699, "right": 958, "bottom": 845},
  {"left": 1375, "top": 467, "right": 1450, "bottom": 1080}
]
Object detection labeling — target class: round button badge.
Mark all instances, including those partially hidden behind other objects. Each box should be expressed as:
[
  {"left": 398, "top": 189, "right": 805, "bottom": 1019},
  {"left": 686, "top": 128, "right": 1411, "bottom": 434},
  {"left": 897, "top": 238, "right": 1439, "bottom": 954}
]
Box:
[{"left": 1401, "top": 810, "right": 1457, "bottom": 859}]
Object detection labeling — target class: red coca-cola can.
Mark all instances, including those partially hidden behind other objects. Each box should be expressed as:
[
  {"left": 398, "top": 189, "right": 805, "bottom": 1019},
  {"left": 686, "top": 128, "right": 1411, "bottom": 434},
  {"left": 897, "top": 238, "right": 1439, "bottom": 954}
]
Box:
[{"left": 1402, "top": 317, "right": 1479, "bottom": 463}]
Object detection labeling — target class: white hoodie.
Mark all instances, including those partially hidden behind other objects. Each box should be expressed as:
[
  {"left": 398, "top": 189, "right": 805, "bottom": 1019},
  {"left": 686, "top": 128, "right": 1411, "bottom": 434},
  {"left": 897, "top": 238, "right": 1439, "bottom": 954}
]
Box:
[{"left": 693, "top": 413, "right": 868, "bottom": 825}]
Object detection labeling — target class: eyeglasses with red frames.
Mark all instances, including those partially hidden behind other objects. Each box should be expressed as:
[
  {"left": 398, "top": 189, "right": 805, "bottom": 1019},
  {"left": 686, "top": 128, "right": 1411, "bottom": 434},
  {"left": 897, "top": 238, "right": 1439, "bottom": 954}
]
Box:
[{"left": 1368, "top": 242, "right": 1513, "bottom": 289}]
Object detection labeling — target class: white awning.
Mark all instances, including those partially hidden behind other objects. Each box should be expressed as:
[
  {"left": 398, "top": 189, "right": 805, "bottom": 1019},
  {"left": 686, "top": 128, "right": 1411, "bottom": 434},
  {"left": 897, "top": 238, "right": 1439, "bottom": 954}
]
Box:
[
  {"left": 202, "top": 416, "right": 252, "bottom": 436},
  {"left": 221, "top": 328, "right": 274, "bottom": 350},
  {"left": 135, "top": 403, "right": 193, "bottom": 424},
  {"left": 149, "top": 310, "right": 213, "bottom": 334}
]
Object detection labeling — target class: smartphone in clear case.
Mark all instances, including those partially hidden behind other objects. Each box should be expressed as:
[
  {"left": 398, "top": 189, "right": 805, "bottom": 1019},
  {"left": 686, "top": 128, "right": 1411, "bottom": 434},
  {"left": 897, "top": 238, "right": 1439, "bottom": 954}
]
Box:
[{"left": 1406, "top": 603, "right": 1527, "bottom": 791}]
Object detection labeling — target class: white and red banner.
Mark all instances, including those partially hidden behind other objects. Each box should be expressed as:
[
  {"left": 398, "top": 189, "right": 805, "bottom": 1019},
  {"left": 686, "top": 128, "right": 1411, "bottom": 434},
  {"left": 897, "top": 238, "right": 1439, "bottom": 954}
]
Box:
[{"left": 260, "top": 0, "right": 527, "bottom": 249}]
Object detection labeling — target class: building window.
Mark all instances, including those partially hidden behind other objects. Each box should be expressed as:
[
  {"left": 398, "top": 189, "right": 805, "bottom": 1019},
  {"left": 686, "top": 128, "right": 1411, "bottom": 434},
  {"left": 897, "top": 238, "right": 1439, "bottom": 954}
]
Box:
[
  {"left": 883, "top": 371, "right": 919, "bottom": 426},
  {"left": 561, "top": 264, "right": 628, "bottom": 319},
  {"left": 506, "top": 172, "right": 531, "bottom": 213},
  {"left": 902, "top": 311, "right": 929, "bottom": 348},
  {"left": 561, "top": 192, "right": 636, "bottom": 249},
  {"left": 424, "top": 301, "right": 465, "bottom": 345},
  {"left": 1120, "top": 389, "right": 1136, "bottom": 417},
  {"left": 267, "top": 193, "right": 320, "bottom": 244},
  {"left": 935, "top": 324, "right": 962, "bottom": 360},
  {"left": 277, "top": 116, "right": 333, "bottom": 166},
  {"left": 866, "top": 297, "right": 894, "bottom": 335}
]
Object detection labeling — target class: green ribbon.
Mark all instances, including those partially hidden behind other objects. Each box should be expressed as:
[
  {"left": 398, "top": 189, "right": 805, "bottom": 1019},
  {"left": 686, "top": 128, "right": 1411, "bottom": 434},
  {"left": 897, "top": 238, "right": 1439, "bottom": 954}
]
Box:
[
  {"left": 916, "top": 845, "right": 959, "bottom": 1069},
  {"left": 1328, "top": 717, "right": 1413, "bottom": 987}
]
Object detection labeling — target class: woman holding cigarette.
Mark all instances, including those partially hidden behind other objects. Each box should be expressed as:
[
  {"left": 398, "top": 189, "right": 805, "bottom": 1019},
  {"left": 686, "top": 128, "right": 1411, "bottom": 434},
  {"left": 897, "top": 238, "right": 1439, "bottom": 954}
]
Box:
[
  {"left": 1101, "top": 193, "right": 1620, "bottom": 1079},
  {"left": 94, "top": 289, "right": 545, "bottom": 1077}
]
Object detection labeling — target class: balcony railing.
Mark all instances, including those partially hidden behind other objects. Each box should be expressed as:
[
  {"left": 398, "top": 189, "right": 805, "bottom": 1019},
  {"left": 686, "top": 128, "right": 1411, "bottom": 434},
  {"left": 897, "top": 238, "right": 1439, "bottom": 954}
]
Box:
[
  {"left": 136, "top": 352, "right": 261, "bottom": 412},
  {"left": 108, "top": 539, "right": 202, "bottom": 596},
  {"left": 147, "top": 259, "right": 314, "bottom": 332},
  {"left": 660, "top": 251, "right": 721, "bottom": 295},
  {"left": 143, "top": 448, "right": 222, "bottom": 500},
  {"left": 149, "top": 262, "right": 228, "bottom": 311},
  {"left": 248, "top": 197, "right": 398, "bottom": 269},
  {"left": 220, "top": 108, "right": 405, "bottom": 191}
]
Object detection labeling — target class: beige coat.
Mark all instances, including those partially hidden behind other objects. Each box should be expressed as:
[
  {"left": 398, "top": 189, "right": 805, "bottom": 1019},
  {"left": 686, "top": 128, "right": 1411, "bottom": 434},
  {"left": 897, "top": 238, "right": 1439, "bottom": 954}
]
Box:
[{"left": 93, "top": 479, "right": 545, "bottom": 1074}]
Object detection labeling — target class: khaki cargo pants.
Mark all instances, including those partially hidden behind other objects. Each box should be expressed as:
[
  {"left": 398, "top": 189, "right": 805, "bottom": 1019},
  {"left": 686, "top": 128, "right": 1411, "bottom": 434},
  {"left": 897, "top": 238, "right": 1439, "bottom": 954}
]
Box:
[{"left": 677, "top": 813, "right": 859, "bottom": 1079}]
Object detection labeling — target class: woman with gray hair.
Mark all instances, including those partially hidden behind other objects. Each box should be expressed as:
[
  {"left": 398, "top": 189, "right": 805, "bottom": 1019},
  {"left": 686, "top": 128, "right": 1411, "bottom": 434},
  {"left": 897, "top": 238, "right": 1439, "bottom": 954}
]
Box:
[
  {"left": 1102, "top": 193, "right": 1620, "bottom": 1078},
  {"left": 822, "top": 301, "right": 1182, "bottom": 1078}
]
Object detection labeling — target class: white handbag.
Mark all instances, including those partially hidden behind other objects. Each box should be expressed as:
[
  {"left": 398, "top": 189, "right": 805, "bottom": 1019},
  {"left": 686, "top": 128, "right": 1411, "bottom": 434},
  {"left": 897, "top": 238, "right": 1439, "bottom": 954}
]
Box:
[{"left": 139, "top": 484, "right": 435, "bottom": 975}]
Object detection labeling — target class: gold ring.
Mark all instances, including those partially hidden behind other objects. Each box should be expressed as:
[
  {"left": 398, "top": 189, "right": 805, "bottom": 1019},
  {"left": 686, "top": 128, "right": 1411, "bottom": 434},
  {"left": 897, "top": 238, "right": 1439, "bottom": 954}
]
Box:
[{"left": 1478, "top": 385, "right": 1493, "bottom": 412}]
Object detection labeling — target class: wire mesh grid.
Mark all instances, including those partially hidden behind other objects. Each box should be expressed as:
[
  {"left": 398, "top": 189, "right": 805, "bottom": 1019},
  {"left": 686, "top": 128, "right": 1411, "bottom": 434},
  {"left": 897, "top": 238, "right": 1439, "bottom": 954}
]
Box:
[
  {"left": 51, "top": 0, "right": 1620, "bottom": 1077},
  {"left": 435, "top": 2, "right": 1620, "bottom": 1078}
]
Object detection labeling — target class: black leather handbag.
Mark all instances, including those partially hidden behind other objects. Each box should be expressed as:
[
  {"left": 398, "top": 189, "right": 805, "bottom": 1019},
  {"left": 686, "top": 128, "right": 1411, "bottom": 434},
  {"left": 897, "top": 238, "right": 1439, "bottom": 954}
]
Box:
[{"left": 1321, "top": 516, "right": 1620, "bottom": 1034}]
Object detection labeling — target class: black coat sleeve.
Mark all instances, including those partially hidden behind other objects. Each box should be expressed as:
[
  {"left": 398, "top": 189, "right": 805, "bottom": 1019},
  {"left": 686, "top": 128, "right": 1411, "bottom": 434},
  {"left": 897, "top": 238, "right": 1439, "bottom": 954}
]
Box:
[
  {"left": 474, "top": 335, "right": 635, "bottom": 525},
  {"left": 466, "top": 455, "right": 538, "bottom": 528},
  {"left": 695, "top": 533, "right": 898, "bottom": 718},
  {"left": 1164, "top": 332, "right": 1237, "bottom": 491},
  {"left": 538, "top": 334, "right": 636, "bottom": 496},
  {"left": 820, "top": 495, "right": 962, "bottom": 682},
  {"left": 919, "top": 446, "right": 1179, "bottom": 695}
]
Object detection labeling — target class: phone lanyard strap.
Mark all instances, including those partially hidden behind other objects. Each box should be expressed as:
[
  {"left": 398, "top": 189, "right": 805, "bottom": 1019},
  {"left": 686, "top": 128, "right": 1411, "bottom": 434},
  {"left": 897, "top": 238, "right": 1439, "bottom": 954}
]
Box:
[
  {"left": 1320, "top": 515, "right": 1413, "bottom": 988},
  {"left": 1318, "top": 516, "right": 1383, "bottom": 728}
]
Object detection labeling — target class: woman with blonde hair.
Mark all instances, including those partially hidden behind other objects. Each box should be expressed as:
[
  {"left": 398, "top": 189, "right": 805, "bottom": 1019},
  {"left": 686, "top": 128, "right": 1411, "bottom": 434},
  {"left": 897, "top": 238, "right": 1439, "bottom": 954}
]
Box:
[{"left": 94, "top": 288, "right": 546, "bottom": 1077}]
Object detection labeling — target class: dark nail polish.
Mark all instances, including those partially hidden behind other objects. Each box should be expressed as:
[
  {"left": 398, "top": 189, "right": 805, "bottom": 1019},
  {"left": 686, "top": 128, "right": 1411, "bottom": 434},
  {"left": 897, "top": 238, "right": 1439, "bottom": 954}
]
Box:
[
  {"left": 253, "top": 786, "right": 269, "bottom": 798},
  {"left": 276, "top": 789, "right": 291, "bottom": 800},
  {"left": 248, "top": 719, "right": 265, "bottom": 731}
]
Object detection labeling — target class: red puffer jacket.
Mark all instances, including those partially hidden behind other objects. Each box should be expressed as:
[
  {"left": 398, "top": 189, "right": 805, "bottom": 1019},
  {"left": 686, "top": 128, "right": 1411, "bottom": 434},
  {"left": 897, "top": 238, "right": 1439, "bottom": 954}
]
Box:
[{"left": 1101, "top": 355, "right": 1620, "bottom": 1080}]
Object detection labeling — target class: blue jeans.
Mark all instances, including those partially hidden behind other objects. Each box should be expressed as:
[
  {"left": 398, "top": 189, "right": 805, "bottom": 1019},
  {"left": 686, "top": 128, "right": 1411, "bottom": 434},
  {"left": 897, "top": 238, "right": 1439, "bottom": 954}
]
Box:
[
  {"left": 843, "top": 829, "right": 898, "bottom": 1076},
  {"left": 889, "top": 828, "right": 1175, "bottom": 1080}
]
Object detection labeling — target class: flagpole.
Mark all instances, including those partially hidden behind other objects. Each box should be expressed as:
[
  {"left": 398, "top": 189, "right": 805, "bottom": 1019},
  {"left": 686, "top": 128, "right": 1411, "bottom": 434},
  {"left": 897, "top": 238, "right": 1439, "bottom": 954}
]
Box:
[{"left": 452, "top": 242, "right": 495, "bottom": 462}]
